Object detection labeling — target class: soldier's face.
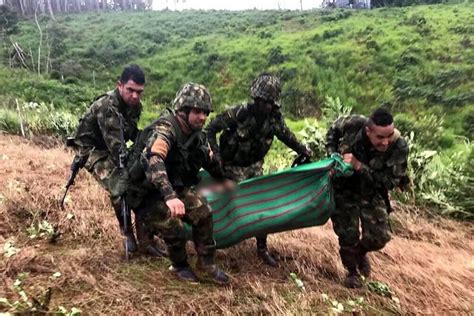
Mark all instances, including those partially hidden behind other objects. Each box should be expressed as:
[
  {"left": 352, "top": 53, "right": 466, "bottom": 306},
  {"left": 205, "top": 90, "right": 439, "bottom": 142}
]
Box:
[
  {"left": 366, "top": 123, "right": 395, "bottom": 152},
  {"left": 255, "top": 98, "right": 274, "bottom": 114},
  {"left": 117, "top": 80, "right": 144, "bottom": 107},
  {"left": 187, "top": 108, "right": 209, "bottom": 130}
]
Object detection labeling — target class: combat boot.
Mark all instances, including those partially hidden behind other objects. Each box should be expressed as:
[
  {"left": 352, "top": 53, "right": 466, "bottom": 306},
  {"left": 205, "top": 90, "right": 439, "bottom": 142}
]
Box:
[
  {"left": 196, "top": 257, "right": 230, "bottom": 285},
  {"left": 345, "top": 268, "right": 363, "bottom": 289},
  {"left": 358, "top": 254, "right": 371, "bottom": 278},
  {"left": 135, "top": 220, "right": 167, "bottom": 258},
  {"left": 170, "top": 265, "right": 199, "bottom": 283},
  {"left": 257, "top": 249, "right": 278, "bottom": 267},
  {"left": 256, "top": 236, "right": 278, "bottom": 267},
  {"left": 135, "top": 213, "right": 168, "bottom": 258}
]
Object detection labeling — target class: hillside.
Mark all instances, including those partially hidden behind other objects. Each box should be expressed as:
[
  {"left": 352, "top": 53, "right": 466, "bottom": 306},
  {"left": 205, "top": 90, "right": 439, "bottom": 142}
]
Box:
[
  {"left": 1, "top": 4, "right": 473, "bottom": 134},
  {"left": 1, "top": 134, "right": 473, "bottom": 314}
]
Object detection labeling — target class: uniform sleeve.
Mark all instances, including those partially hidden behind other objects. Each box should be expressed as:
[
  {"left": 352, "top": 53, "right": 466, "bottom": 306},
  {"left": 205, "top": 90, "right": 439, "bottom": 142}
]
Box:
[
  {"left": 325, "top": 116, "right": 346, "bottom": 155},
  {"left": 202, "top": 143, "right": 226, "bottom": 180},
  {"left": 95, "top": 100, "right": 124, "bottom": 166},
  {"left": 205, "top": 108, "right": 237, "bottom": 156},
  {"left": 359, "top": 138, "right": 409, "bottom": 191},
  {"left": 273, "top": 112, "right": 306, "bottom": 154},
  {"left": 144, "top": 120, "right": 177, "bottom": 201}
]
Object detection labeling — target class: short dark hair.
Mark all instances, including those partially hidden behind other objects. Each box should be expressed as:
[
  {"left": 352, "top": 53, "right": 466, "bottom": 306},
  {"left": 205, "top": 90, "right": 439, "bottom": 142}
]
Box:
[
  {"left": 368, "top": 107, "right": 393, "bottom": 127},
  {"left": 119, "top": 64, "right": 145, "bottom": 85}
]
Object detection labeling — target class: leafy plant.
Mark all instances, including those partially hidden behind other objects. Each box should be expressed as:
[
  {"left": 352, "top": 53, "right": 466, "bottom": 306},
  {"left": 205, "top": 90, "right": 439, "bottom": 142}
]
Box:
[{"left": 26, "top": 219, "right": 59, "bottom": 242}]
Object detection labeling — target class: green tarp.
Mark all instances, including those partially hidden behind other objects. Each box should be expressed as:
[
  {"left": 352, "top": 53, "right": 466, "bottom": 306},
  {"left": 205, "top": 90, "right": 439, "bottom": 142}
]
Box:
[{"left": 190, "top": 156, "right": 352, "bottom": 249}]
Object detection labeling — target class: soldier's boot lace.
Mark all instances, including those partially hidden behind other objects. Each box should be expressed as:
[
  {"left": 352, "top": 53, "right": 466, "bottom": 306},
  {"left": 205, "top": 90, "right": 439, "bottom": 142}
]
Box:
[
  {"left": 196, "top": 258, "right": 230, "bottom": 285},
  {"left": 344, "top": 268, "right": 363, "bottom": 289},
  {"left": 358, "top": 254, "right": 371, "bottom": 278},
  {"left": 170, "top": 265, "right": 199, "bottom": 283}
]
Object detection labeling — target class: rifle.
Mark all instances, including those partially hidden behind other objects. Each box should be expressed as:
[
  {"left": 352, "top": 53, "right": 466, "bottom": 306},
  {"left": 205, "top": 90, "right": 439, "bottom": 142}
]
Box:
[
  {"left": 118, "top": 115, "right": 132, "bottom": 261},
  {"left": 60, "top": 137, "right": 86, "bottom": 209}
]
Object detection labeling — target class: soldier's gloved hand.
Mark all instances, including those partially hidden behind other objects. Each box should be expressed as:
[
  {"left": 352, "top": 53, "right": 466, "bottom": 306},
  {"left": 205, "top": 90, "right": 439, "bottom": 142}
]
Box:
[
  {"left": 301, "top": 146, "right": 313, "bottom": 158},
  {"left": 166, "top": 198, "right": 185, "bottom": 218},
  {"left": 112, "top": 170, "right": 129, "bottom": 197}
]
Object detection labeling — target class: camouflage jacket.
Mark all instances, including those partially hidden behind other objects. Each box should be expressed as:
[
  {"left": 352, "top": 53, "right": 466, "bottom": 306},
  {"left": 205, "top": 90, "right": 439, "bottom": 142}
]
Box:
[
  {"left": 141, "top": 113, "right": 225, "bottom": 201},
  {"left": 74, "top": 89, "right": 141, "bottom": 168},
  {"left": 326, "top": 115, "right": 409, "bottom": 195},
  {"left": 206, "top": 103, "right": 306, "bottom": 167}
]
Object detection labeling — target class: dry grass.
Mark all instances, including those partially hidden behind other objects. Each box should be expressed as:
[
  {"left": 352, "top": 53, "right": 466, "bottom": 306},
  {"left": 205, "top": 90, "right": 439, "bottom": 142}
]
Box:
[{"left": 1, "top": 135, "right": 473, "bottom": 314}]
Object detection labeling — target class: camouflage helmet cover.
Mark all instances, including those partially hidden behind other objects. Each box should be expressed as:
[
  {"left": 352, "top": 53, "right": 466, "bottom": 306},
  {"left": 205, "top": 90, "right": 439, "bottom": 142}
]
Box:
[
  {"left": 173, "top": 82, "right": 213, "bottom": 112},
  {"left": 250, "top": 73, "right": 281, "bottom": 102}
]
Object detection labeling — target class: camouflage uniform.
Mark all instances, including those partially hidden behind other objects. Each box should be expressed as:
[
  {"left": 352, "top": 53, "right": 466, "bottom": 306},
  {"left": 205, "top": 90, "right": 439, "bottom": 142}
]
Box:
[
  {"left": 127, "top": 83, "right": 228, "bottom": 281},
  {"left": 74, "top": 89, "right": 141, "bottom": 228},
  {"left": 326, "top": 115, "right": 409, "bottom": 280},
  {"left": 206, "top": 74, "right": 309, "bottom": 265},
  {"left": 206, "top": 103, "right": 307, "bottom": 179}
]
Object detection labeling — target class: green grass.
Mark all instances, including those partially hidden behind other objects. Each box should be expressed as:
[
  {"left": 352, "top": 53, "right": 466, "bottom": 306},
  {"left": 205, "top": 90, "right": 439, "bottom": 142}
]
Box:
[{"left": 2, "top": 3, "right": 473, "bottom": 130}]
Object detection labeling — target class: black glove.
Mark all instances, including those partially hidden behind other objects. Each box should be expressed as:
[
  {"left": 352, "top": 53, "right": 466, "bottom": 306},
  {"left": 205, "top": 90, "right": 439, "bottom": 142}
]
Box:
[{"left": 111, "top": 170, "right": 129, "bottom": 198}]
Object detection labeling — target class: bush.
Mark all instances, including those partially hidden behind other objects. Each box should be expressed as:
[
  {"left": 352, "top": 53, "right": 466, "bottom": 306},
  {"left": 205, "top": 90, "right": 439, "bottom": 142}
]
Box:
[{"left": 395, "top": 112, "right": 444, "bottom": 150}]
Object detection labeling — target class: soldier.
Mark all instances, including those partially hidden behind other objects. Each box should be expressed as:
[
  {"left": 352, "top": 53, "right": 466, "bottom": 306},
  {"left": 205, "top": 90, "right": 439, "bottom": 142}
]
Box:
[
  {"left": 326, "top": 107, "right": 409, "bottom": 288},
  {"left": 127, "top": 82, "right": 232, "bottom": 284},
  {"left": 72, "top": 65, "right": 164, "bottom": 257},
  {"left": 206, "top": 73, "right": 312, "bottom": 267}
]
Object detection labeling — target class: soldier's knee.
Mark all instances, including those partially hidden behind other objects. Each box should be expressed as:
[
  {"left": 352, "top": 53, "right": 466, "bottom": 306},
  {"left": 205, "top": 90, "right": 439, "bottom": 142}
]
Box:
[{"left": 362, "top": 231, "right": 391, "bottom": 251}]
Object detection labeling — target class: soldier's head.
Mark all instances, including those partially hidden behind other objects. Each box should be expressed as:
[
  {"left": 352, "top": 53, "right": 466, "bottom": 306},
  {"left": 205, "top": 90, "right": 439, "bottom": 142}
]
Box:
[
  {"left": 117, "top": 64, "right": 145, "bottom": 107},
  {"left": 366, "top": 107, "right": 395, "bottom": 152},
  {"left": 250, "top": 73, "right": 281, "bottom": 115},
  {"left": 173, "top": 82, "right": 213, "bottom": 131}
]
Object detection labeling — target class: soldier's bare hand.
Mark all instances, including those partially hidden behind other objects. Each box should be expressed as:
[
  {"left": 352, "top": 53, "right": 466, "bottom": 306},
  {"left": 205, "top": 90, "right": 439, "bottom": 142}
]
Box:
[
  {"left": 166, "top": 198, "right": 185, "bottom": 218},
  {"left": 223, "top": 179, "right": 236, "bottom": 191},
  {"left": 343, "top": 153, "right": 362, "bottom": 171}
]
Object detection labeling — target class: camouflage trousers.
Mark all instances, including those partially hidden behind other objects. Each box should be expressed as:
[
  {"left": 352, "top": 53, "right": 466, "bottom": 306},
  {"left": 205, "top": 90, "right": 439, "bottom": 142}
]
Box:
[
  {"left": 331, "top": 189, "right": 391, "bottom": 269},
  {"left": 86, "top": 154, "right": 129, "bottom": 228},
  {"left": 136, "top": 188, "right": 216, "bottom": 267},
  {"left": 223, "top": 160, "right": 264, "bottom": 183}
]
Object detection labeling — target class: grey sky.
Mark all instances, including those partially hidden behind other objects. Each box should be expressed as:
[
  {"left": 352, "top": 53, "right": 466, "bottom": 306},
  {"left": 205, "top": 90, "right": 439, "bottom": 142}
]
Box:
[{"left": 153, "top": 0, "right": 323, "bottom": 10}]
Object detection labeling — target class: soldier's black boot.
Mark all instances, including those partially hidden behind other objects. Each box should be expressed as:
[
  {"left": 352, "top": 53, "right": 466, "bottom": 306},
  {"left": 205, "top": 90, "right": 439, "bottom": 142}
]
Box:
[
  {"left": 340, "top": 245, "right": 363, "bottom": 289},
  {"left": 256, "top": 236, "right": 278, "bottom": 267},
  {"left": 135, "top": 217, "right": 167, "bottom": 258},
  {"left": 170, "top": 263, "right": 199, "bottom": 283},
  {"left": 196, "top": 256, "right": 230, "bottom": 285},
  {"left": 345, "top": 268, "right": 363, "bottom": 289},
  {"left": 358, "top": 254, "right": 371, "bottom": 278}
]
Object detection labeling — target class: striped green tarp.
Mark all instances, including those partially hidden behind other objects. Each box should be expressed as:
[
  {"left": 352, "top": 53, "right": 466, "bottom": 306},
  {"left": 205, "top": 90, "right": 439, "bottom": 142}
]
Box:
[{"left": 189, "top": 156, "right": 351, "bottom": 249}]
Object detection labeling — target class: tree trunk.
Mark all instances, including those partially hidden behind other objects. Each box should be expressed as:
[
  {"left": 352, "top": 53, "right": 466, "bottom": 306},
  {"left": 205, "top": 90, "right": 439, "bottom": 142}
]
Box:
[
  {"left": 46, "top": 0, "right": 56, "bottom": 20},
  {"left": 34, "top": 2, "right": 43, "bottom": 75},
  {"left": 54, "top": 0, "right": 61, "bottom": 12},
  {"left": 18, "top": 0, "right": 26, "bottom": 16}
]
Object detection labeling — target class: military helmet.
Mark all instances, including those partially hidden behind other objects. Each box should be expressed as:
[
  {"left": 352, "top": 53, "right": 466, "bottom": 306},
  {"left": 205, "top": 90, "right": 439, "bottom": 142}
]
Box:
[
  {"left": 250, "top": 73, "right": 281, "bottom": 102},
  {"left": 173, "top": 82, "right": 213, "bottom": 112}
]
